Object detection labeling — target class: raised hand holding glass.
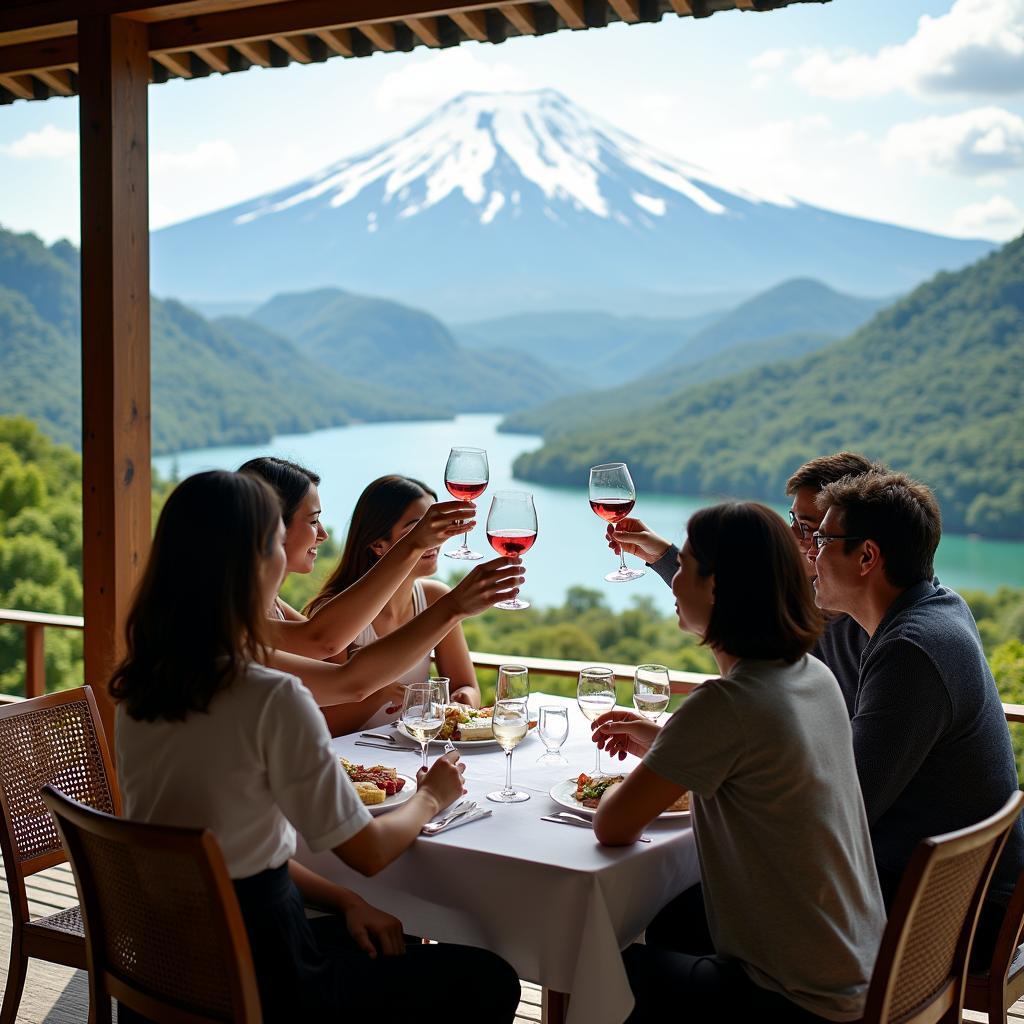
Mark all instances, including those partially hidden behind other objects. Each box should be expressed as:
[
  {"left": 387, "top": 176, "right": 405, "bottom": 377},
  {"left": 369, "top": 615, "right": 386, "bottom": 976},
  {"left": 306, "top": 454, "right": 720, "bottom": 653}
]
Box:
[{"left": 589, "top": 463, "right": 645, "bottom": 582}]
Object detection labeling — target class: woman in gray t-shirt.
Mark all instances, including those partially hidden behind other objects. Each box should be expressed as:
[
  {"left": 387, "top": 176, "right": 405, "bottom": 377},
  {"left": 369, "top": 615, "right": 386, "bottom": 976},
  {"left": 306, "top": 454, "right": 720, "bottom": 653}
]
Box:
[{"left": 591, "top": 502, "right": 885, "bottom": 1023}]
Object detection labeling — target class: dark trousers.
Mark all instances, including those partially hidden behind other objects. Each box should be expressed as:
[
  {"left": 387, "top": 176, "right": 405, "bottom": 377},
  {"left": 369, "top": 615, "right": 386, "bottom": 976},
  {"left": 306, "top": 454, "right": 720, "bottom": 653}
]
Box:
[
  {"left": 624, "top": 884, "right": 832, "bottom": 1023},
  {"left": 122, "top": 863, "right": 520, "bottom": 1023}
]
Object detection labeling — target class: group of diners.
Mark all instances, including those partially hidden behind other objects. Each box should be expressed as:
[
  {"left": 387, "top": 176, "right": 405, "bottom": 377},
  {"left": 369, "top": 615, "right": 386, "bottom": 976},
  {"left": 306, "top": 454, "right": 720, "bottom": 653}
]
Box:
[{"left": 106, "top": 450, "right": 1021, "bottom": 1023}]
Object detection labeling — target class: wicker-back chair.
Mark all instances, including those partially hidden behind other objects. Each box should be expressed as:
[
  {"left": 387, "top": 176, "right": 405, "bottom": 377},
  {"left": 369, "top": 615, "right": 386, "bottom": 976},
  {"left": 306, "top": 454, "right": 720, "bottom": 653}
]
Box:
[
  {"left": 42, "top": 784, "right": 262, "bottom": 1023},
  {"left": 862, "top": 791, "right": 1024, "bottom": 1024},
  {"left": 963, "top": 868, "right": 1024, "bottom": 1024},
  {"left": 0, "top": 685, "right": 119, "bottom": 1024}
]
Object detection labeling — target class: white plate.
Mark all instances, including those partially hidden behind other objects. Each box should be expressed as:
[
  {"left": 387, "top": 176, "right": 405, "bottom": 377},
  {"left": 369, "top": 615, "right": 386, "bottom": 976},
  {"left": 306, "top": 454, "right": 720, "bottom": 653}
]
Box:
[
  {"left": 396, "top": 721, "right": 503, "bottom": 749},
  {"left": 548, "top": 777, "right": 690, "bottom": 820},
  {"left": 359, "top": 772, "right": 417, "bottom": 816}
]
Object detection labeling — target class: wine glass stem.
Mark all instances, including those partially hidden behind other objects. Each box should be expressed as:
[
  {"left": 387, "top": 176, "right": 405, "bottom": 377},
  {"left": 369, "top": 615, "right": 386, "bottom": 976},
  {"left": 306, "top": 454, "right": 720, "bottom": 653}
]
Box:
[
  {"left": 504, "top": 749, "right": 513, "bottom": 794},
  {"left": 618, "top": 548, "right": 628, "bottom": 573},
  {"left": 421, "top": 742, "right": 428, "bottom": 772},
  {"left": 462, "top": 528, "right": 470, "bottom": 550},
  {"left": 595, "top": 741, "right": 602, "bottom": 776}
]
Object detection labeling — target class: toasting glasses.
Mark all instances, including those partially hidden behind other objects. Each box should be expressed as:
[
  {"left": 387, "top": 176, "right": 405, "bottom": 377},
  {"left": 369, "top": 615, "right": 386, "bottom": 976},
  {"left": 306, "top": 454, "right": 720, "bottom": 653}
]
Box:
[
  {"left": 487, "top": 665, "right": 531, "bottom": 803},
  {"left": 589, "top": 463, "right": 646, "bottom": 582},
  {"left": 486, "top": 491, "right": 537, "bottom": 611},
  {"left": 577, "top": 667, "right": 616, "bottom": 777},
  {"left": 444, "top": 447, "right": 488, "bottom": 561}
]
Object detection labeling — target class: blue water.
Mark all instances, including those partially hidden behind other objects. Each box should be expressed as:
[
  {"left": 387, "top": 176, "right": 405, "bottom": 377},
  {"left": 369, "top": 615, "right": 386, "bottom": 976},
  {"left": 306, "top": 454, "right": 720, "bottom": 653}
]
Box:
[{"left": 154, "top": 414, "right": 1024, "bottom": 610}]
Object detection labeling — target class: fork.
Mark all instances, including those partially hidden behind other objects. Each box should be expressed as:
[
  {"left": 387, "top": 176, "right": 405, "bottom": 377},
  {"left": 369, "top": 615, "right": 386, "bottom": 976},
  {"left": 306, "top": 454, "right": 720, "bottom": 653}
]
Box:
[
  {"left": 426, "top": 800, "right": 476, "bottom": 830},
  {"left": 543, "top": 812, "right": 652, "bottom": 843}
]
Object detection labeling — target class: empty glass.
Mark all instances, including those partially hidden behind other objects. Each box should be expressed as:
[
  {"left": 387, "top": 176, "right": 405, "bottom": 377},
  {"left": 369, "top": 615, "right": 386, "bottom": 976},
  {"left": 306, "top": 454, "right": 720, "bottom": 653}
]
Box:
[{"left": 536, "top": 705, "right": 569, "bottom": 765}]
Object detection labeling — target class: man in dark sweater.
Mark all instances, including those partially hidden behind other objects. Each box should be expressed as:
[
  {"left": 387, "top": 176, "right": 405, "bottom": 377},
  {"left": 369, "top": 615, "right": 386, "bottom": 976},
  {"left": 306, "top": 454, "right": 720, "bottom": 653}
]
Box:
[{"left": 814, "top": 471, "right": 1023, "bottom": 962}]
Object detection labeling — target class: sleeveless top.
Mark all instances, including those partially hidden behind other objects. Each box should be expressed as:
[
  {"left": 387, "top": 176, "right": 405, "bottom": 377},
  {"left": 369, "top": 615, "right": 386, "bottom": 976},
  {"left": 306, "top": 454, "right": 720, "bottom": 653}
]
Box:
[
  {"left": 352, "top": 581, "right": 431, "bottom": 729},
  {"left": 269, "top": 597, "right": 287, "bottom": 621}
]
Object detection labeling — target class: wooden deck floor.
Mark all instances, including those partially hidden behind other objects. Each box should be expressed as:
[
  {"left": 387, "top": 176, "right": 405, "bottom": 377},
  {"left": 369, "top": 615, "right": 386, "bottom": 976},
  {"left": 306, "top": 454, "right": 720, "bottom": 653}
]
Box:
[{"left": 0, "top": 859, "right": 543, "bottom": 1023}]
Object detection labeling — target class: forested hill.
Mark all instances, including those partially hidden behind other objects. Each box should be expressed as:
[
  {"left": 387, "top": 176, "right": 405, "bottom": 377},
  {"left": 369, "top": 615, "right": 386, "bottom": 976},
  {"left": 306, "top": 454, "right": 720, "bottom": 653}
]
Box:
[{"left": 513, "top": 235, "right": 1024, "bottom": 539}]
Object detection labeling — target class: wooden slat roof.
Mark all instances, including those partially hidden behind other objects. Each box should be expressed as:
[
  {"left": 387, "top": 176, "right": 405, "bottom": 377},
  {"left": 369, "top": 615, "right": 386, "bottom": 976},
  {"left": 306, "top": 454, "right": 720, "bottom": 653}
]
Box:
[{"left": 0, "top": 0, "right": 828, "bottom": 104}]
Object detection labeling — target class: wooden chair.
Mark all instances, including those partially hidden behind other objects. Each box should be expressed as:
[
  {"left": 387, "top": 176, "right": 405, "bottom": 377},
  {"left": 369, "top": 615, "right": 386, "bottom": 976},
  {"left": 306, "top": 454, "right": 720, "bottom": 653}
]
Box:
[
  {"left": 42, "top": 784, "right": 262, "bottom": 1023},
  {"left": 0, "top": 685, "right": 119, "bottom": 1024},
  {"left": 861, "top": 791, "right": 1024, "bottom": 1024},
  {"left": 963, "top": 867, "right": 1024, "bottom": 1024}
]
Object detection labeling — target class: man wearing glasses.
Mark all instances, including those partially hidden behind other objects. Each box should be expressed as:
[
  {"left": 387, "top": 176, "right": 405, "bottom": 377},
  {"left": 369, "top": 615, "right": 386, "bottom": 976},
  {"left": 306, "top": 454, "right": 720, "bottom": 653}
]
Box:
[{"left": 813, "top": 471, "right": 1022, "bottom": 965}]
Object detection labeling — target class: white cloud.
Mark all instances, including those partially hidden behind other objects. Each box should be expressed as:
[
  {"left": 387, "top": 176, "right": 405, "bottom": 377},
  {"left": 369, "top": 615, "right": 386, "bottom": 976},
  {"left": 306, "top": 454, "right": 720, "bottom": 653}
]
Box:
[
  {"left": 792, "top": 0, "right": 1024, "bottom": 99},
  {"left": 950, "top": 194, "right": 1024, "bottom": 238},
  {"left": 749, "top": 48, "right": 791, "bottom": 73},
  {"left": 3, "top": 125, "right": 77, "bottom": 159},
  {"left": 884, "top": 107, "right": 1024, "bottom": 176},
  {"left": 151, "top": 139, "right": 239, "bottom": 175},
  {"left": 150, "top": 139, "right": 242, "bottom": 229},
  {"left": 375, "top": 49, "right": 534, "bottom": 118}
]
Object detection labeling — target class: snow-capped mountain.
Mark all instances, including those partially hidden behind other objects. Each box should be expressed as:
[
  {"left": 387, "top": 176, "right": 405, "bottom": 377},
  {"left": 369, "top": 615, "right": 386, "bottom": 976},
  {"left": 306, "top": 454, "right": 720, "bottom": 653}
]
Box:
[{"left": 152, "top": 89, "right": 994, "bottom": 319}]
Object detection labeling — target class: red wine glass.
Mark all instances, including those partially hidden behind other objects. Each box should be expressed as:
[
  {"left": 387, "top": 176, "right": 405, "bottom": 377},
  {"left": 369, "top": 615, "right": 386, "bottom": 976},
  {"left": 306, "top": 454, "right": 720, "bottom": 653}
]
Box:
[
  {"left": 444, "top": 446, "right": 488, "bottom": 560},
  {"left": 589, "top": 462, "right": 646, "bottom": 582},
  {"left": 486, "top": 490, "right": 537, "bottom": 611}
]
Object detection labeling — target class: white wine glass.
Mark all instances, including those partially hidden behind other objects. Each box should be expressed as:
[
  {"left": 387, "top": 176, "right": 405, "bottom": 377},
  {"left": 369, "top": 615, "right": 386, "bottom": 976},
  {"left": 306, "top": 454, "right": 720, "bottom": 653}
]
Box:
[
  {"left": 488, "top": 698, "right": 531, "bottom": 803},
  {"left": 633, "top": 664, "right": 670, "bottom": 721},
  {"left": 402, "top": 679, "right": 447, "bottom": 773},
  {"left": 577, "top": 666, "right": 616, "bottom": 776},
  {"left": 486, "top": 491, "right": 537, "bottom": 611},
  {"left": 589, "top": 463, "right": 645, "bottom": 582},
  {"left": 444, "top": 447, "right": 488, "bottom": 560},
  {"left": 536, "top": 706, "right": 569, "bottom": 766}
]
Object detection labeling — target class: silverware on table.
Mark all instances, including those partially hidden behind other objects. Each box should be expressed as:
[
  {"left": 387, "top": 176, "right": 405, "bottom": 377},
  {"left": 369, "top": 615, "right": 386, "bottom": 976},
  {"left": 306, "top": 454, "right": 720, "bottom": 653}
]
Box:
[
  {"left": 360, "top": 732, "right": 396, "bottom": 743},
  {"left": 354, "top": 740, "right": 414, "bottom": 752},
  {"left": 422, "top": 807, "right": 491, "bottom": 836},
  {"left": 426, "top": 800, "right": 476, "bottom": 831},
  {"left": 541, "top": 812, "right": 652, "bottom": 843}
]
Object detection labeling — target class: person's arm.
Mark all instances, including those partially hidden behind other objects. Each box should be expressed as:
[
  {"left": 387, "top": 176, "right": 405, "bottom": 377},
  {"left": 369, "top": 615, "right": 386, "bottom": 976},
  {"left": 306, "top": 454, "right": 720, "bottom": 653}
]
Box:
[
  {"left": 267, "top": 500, "right": 479, "bottom": 660},
  {"left": 287, "top": 861, "right": 405, "bottom": 957},
  {"left": 267, "top": 556, "right": 523, "bottom": 707},
  {"left": 594, "top": 763, "right": 687, "bottom": 846},
  {"left": 851, "top": 640, "right": 951, "bottom": 824},
  {"left": 334, "top": 752, "right": 465, "bottom": 876},
  {"left": 422, "top": 579, "right": 480, "bottom": 708}
]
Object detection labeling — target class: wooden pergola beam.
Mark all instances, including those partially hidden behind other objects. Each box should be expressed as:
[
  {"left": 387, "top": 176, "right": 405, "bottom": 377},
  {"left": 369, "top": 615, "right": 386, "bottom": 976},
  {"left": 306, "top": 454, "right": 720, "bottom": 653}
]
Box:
[
  {"left": 0, "top": 72, "right": 35, "bottom": 98},
  {"left": 233, "top": 37, "right": 272, "bottom": 66},
  {"left": 192, "top": 43, "right": 229, "bottom": 71},
  {"left": 502, "top": 4, "right": 536, "bottom": 34},
  {"left": 33, "top": 65, "right": 73, "bottom": 93},
  {"left": 449, "top": 9, "right": 487, "bottom": 41},
  {"left": 608, "top": 0, "right": 640, "bottom": 21},
  {"left": 78, "top": 10, "right": 151, "bottom": 749},
  {"left": 271, "top": 32, "right": 313, "bottom": 61},
  {"left": 404, "top": 15, "right": 441, "bottom": 46},
  {"left": 548, "top": 0, "right": 585, "bottom": 29},
  {"left": 152, "top": 48, "right": 192, "bottom": 76},
  {"left": 314, "top": 26, "right": 354, "bottom": 55},
  {"left": 359, "top": 21, "right": 396, "bottom": 51}
]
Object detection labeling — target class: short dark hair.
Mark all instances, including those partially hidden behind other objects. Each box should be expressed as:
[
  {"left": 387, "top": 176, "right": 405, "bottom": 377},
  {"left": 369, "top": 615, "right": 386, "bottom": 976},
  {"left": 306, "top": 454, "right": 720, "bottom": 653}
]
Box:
[
  {"left": 816, "top": 472, "right": 941, "bottom": 589},
  {"left": 785, "top": 452, "right": 883, "bottom": 496},
  {"left": 238, "top": 457, "right": 320, "bottom": 526},
  {"left": 686, "top": 502, "right": 822, "bottom": 663}
]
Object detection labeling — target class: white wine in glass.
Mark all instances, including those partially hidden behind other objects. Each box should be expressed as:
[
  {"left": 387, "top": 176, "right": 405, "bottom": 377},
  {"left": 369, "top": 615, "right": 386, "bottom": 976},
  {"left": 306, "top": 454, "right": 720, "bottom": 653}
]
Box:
[
  {"left": 577, "top": 666, "right": 616, "bottom": 776},
  {"left": 488, "top": 664, "right": 531, "bottom": 803},
  {"left": 589, "top": 462, "right": 646, "bottom": 583},
  {"left": 444, "top": 447, "right": 488, "bottom": 561},
  {"left": 633, "top": 664, "right": 670, "bottom": 721},
  {"left": 402, "top": 680, "right": 447, "bottom": 773}
]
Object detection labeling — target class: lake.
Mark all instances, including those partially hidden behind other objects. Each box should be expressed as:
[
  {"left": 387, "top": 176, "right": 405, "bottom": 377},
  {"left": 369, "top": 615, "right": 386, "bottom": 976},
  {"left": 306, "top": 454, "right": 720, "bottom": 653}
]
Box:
[{"left": 154, "top": 413, "right": 1024, "bottom": 611}]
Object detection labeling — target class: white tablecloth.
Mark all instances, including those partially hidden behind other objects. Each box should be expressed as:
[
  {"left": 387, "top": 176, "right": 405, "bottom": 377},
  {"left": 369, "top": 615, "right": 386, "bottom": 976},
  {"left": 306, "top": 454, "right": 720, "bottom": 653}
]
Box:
[{"left": 294, "top": 694, "right": 699, "bottom": 1024}]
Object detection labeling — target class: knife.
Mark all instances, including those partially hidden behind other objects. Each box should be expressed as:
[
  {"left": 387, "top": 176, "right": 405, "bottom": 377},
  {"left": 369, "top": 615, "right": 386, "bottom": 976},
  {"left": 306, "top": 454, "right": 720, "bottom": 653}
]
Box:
[{"left": 541, "top": 815, "right": 651, "bottom": 843}]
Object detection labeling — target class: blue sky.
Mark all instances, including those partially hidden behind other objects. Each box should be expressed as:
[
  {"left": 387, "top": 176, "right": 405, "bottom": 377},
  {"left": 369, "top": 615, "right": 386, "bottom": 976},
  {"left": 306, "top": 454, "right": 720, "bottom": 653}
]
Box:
[{"left": 1, "top": 0, "right": 1022, "bottom": 246}]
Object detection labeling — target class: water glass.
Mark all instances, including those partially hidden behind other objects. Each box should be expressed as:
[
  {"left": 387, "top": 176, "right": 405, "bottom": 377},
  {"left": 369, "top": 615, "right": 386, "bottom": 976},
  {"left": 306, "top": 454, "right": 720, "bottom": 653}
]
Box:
[{"left": 536, "top": 705, "right": 569, "bottom": 765}]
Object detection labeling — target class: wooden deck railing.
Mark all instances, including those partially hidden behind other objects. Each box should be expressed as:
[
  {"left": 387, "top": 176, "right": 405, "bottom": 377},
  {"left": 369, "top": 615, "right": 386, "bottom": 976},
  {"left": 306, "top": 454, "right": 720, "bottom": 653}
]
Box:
[{"left": 1, "top": 608, "right": 1022, "bottom": 724}]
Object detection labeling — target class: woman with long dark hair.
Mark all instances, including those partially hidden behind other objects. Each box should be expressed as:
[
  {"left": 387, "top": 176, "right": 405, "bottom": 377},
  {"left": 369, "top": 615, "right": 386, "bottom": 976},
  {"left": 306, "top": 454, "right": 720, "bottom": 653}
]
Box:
[
  {"left": 307, "top": 475, "right": 480, "bottom": 729},
  {"left": 591, "top": 502, "right": 885, "bottom": 1023},
  {"left": 238, "top": 457, "right": 521, "bottom": 732},
  {"left": 112, "top": 471, "right": 520, "bottom": 1022}
]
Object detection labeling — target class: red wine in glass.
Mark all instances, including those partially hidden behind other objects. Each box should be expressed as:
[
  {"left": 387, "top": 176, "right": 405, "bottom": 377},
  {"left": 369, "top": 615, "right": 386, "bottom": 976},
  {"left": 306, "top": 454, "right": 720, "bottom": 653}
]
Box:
[
  {"left": 486, "top": 491, "right": 538, "bottom": 611},
  {"left": 589, "top": 463, "right": 646, "bottom": 583},
  {"left": 444, "top": 447, "right": 488, "bottom": 560},
  {"left": 589, "top": 498, "right": 635, "bottom": 523},
  {"left": 447, "top": 481, "right": 487, "bottom": 502},
  {"left": 487, "top": 530, "right": 538, "bottom": 558}
]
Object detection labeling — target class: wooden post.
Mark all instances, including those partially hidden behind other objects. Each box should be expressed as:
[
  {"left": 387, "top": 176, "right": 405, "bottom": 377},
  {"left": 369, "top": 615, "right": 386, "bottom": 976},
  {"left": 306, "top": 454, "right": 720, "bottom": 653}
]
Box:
[
  {"left": 78, "top": 13, "right": 151, "bottom": 752},
  {"left": 23, "top": 623, "right": 44, "bottom": 698}
]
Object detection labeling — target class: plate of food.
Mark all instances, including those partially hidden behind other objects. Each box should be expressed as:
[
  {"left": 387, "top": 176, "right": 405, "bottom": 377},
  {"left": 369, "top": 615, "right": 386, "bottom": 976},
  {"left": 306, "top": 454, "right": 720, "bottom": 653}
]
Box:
[
  {"left": 397, "top": 706, "right": 537, "bottom": 748},
  {"left": 548, "top": 773, "right": 691, "bottom": 819},
  {"left": 340, "top": 757, "right": 416, "bottom": 816}
]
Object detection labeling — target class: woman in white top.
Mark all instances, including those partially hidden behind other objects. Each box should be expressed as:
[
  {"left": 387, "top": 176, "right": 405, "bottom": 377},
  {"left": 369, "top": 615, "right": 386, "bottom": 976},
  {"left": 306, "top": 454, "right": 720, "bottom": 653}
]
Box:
[
  {"left": 307, "top": 475, "right": 480, "bottom": 731},
  {"left": 112, "top": 470, "right": 520, "bottom": 1023},
  {"left": 239, "top": 457, "right": 519, "bottom": 735},
  {"left": 590, "top": 503, "right": 885, "bottom": 1023}
]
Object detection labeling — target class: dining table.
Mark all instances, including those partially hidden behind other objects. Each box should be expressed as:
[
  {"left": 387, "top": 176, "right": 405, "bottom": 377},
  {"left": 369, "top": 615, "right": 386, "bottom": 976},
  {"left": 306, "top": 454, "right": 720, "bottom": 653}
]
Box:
[{"left": 294, "top": 693, "right": 700, "bottom": 1024}]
